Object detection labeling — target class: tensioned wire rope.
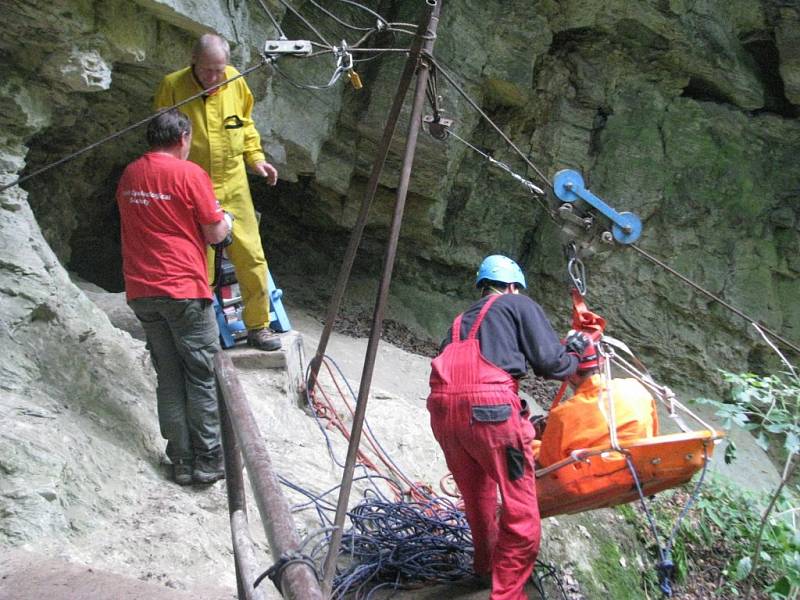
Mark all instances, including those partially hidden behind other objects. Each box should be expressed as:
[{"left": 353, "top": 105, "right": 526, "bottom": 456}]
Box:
[
  {"left": 239, "top": 4, "right": 562, "bottom": 594},
  {"left": 423, "top": 63, "right": 794, "bottom": 590},
  {"left": 3, "top": 0, "right": 780, "bottom": 584},
  {"left": 425, "top": 53, "right": 800, "bottom": 358},
  {"left": 257, "top": 0, "right": 429, "bottom": 89},
  {"left": 261, "top": 0, "right": 430, "bottom": 51},
  {"left": 426, "top": 55, "right": 792, "bottom": 588},
  {"left": 0, "top": 3, "right": 565, "bottom": 595}
]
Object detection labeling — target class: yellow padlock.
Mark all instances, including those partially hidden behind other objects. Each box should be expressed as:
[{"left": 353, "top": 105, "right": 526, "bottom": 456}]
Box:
[{"left": 347, "top": 69, "right": 363, "bottom": 90}]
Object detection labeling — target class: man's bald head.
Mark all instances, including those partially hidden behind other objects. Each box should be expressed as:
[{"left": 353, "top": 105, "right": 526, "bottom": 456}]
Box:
[
  {"left": 193, "top": 34, "right": 230, "bottom": 62},
  {"left": 191, "top": 34, "right": 230, "bottom": 90}
]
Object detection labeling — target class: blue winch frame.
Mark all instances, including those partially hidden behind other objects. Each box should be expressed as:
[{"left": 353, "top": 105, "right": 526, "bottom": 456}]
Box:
[{"left": 213, "top": 269, "right": 292, "bottom": 349}]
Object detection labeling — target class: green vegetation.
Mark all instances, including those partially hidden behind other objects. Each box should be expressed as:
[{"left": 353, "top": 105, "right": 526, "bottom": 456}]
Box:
[
  {"left": 697, "top": 368, "right": 799, "bottom": 599},
  {"left": 584, "top": 537, "right": 646, "bottom": 600},
  {"left": 621, "top": 367, "right": 799, "bottom": 598},
  {"left": 622, "top": 479, "right": 799, "bottom": 598}
]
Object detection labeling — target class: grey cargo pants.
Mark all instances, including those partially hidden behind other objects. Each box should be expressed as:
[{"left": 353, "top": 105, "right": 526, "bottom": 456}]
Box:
[{"left": 129, "top": 297, "right": 221, "bottom": 464}]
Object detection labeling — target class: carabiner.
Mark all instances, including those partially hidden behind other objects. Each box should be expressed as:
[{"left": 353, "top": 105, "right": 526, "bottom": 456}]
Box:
[
  {"left": 564, "top": 242, "right": 587, "bottom": 295},
  {"left": 567, "top": 256, "right": 587, "bottom": 296}
]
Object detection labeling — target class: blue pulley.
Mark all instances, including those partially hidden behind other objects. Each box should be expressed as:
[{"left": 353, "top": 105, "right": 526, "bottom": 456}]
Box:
[{"left": 553, "top": 169, "right": 642, "bottom": 244}]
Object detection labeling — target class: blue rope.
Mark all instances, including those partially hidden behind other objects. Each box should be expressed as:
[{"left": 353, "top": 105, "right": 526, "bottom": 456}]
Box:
[{"left": 625, "top": 445, "right": 710, "bottom": 597}]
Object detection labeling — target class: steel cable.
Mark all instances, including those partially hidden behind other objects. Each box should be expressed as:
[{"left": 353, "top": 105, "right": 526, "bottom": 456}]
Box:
[
  {"left": 254, "top": 0, "right": 287, "bottom": 38},
  {"left": 427, "top": 55, "right": 800, "bottom": 357},
  {"left": 274, "top": 0, "right": 333, "bottom": 48},
  {"left": 630, "top": 243, "right": 800, "bottom": 356},
  {"left": 306, "top": 0, "right": 374, "bottom": 32},
  {"left": 427, "top": 56, "right": 553, "bottom": 192}
]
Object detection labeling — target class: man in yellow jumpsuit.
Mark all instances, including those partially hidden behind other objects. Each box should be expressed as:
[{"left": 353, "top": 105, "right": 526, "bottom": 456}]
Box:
[
  {"left": 154, "top": 33, "right": 281, "bottom": 351},
  {"left": 535, "top": 340, "right": 659, "bottom": 467}
]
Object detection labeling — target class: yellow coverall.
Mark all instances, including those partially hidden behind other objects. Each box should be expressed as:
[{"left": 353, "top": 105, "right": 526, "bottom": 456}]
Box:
[
  {"left": 536, "top": 375, "right": 660, "bottom": 467},
  {"left": 154, "top": 65, "right": 271, "bottom": 330}
]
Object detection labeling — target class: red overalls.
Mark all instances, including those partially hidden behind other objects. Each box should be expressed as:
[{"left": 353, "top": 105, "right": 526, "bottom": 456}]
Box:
[{"left": 427, "top": 294, "right": 540, "bottom": 600}]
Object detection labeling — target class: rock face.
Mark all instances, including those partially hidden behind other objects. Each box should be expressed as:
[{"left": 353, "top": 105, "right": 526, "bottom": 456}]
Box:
[
  {"left": 4, "top": 0, "right": 799, "bottom": 393},
  {"left": 0, "top": 4, "right": 794, "bottom": 593}
]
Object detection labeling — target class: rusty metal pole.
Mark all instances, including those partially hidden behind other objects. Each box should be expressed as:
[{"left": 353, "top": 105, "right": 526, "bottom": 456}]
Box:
[
  {"left": 306, "top": 0, "right": 439, "bottom": 395},
  {"left": 215, "top": 353, "right": 324, "bottom": 600},
  {"left": 320, "top": 2, "right": 442, "bottom": 595},
  {"left": 219, "top": 393, "right": 251, "bottom": 599}
]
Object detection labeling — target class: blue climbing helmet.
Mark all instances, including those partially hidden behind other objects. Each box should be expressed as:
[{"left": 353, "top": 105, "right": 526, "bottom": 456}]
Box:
[{"left": 475, "top": 255, "right": 527, "bottom": 289}]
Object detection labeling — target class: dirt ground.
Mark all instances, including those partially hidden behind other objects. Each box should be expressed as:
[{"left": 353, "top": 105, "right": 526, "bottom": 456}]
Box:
[{"left": 0, "top": 549, "right": 232, "bottom": 600}]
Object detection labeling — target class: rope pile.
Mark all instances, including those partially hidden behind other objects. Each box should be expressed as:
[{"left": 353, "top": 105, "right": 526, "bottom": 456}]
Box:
[
  {"left": 297, "top": 355, "right": 568, "bottom": 599},
  {"left": 329, "top": 496, "right": 473, "bottom": 598}
]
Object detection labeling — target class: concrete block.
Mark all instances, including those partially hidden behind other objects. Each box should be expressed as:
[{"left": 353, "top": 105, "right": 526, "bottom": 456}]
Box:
[{"left": 227, "top": 330, "right": 307, "bottom": 407}]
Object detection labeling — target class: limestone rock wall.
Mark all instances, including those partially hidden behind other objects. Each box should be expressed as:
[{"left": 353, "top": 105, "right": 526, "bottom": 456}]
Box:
[
  {"left": 0, "top": 1, "right": 795, "bottom": 595},
  {"left": 3, "top": 0, "right": 799, "bottom": 392}
]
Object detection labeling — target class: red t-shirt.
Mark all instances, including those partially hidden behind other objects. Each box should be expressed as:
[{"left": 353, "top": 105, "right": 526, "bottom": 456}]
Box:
[{"left": 116, "top": 152, "right": 222, "bottom": 300}]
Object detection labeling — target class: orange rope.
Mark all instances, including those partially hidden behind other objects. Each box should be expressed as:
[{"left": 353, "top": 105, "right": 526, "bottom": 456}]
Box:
[{"left": 309, "top": 356, "right": 431, "bottom": 501}]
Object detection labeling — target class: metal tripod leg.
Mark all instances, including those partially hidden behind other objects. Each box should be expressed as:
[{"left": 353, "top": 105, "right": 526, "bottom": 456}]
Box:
[{"left": 267, "top": 270, "right": 292, "bottom": 333}]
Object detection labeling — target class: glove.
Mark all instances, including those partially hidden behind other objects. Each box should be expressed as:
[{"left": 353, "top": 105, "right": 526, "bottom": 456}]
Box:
[
  {"left": 214, "top": 211, "right": 234, "bottom": 249},
  {"left": 564, "top": 330, "right": 591, "bottom": 356}
]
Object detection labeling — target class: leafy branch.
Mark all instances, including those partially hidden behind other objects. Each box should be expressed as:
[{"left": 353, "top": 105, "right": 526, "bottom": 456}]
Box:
[{"left": 696, "top": 335, "right": 799, "bottom": 599}]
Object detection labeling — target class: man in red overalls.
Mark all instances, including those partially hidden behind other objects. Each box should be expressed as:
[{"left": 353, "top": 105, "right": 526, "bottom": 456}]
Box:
[{"left": 427, "top": 255, "right": 589, "bottom": 599}]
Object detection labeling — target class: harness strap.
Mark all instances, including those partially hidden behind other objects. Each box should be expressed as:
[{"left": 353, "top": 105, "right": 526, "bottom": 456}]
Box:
[
  {"left": 549, "top": 381, "right": 569, "bottom": 411},
  {"left": 467, "top": 294, "right": 502, "bottom": 340},
  {"left": 451, "top": 313, "right": 464, "bottom": 343}
]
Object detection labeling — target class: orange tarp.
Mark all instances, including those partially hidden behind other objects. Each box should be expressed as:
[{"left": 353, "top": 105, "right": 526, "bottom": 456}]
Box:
[
  {"left": 536, "top": 375, "right": 660, "bottom": 467},
  {"left": 535, "top": 430, "right": 723, "bottom": 518}
]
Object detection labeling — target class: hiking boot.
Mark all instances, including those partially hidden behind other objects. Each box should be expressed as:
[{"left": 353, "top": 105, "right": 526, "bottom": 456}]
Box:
[
  {"left": 464, "top": 574, "right": 492, "bottom": 589},
  {"left": 247, "top": 328, "right": 282, "bottom": 351},
  {"left": 193, "top": 453, "right": 225, "bottom": 484},
  {"left": 173, "top": 460, "right": 193, "bottom": 486}
]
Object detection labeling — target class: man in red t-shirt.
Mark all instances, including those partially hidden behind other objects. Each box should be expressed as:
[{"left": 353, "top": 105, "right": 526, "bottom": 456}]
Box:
[{"left": 117, "top": 108, "right": 231, "bottom": 486}]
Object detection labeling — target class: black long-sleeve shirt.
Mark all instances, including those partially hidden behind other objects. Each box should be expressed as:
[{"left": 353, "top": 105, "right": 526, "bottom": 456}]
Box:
[{"left": 440, "top": 293, "right": 578, "bottom": 380}]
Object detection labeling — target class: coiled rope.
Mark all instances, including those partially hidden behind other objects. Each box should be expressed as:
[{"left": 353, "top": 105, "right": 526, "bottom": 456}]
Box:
[{"left": 294, "top": 353, "right": 568, "bottom": 599}]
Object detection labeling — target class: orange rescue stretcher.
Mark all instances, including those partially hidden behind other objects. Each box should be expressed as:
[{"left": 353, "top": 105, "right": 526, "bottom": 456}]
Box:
[
  {"left": 533, "top": 287, "right": 724, "bottom": 519},
  {"left": 535, "top": 429, "right": 724, "bottom": 518}
]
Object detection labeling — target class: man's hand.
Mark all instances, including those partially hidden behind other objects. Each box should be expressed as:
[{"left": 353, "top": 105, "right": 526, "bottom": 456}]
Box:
[
  {"left": 252, "top": 161, "right": 278, "bottom": 185},
  {"left": 564, "top": 330, "right": 591, "bottom": 356},
  {"left": 213, "top": 211, "right": 234, "bottom": 249},
  {"left": 222, "top": 210, "right": 234, "bottom": 233}
]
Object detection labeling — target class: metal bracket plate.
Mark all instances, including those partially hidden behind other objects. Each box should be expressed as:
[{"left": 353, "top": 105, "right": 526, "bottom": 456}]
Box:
[
  {"left": 263, "top": 40, "right": 313, "bottom": 56},
  {"left": 423, "top": 115, "right": 453, "bottom": 140}
]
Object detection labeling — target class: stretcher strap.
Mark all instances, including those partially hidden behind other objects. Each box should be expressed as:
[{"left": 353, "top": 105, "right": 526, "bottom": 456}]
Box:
[
  {"left": 571, "top": 288, "right": 606, "bottom": 336},
  {"left": 570, "top": 289, "right": 620, "bottom": 448},
  {"left": 549, "top": 290, "right": 606, "bottom": 412}
]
